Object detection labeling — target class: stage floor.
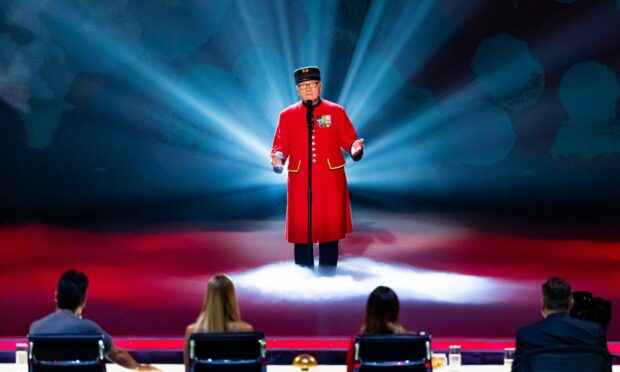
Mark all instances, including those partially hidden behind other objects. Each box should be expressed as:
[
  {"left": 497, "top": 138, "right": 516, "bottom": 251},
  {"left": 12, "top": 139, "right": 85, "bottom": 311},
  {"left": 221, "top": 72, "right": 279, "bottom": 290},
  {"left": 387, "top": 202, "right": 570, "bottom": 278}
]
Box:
[{"left": 1, "top": 207, "right": 619, "bottom": 339}]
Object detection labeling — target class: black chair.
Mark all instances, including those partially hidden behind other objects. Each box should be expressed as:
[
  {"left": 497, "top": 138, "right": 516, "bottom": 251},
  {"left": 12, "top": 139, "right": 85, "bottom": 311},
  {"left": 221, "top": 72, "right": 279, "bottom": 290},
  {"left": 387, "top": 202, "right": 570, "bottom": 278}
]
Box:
[
  {"left": 188, "top": 332, "right": 266, "bottom": 372},
  {"left": 519, "top": 345, "right": 611, "bottom": 372},
  {"left": 353, "top": 334, "right": 432, "bottom": 372},
  {"left": 28, "top": 335, "right": 106, "bottom": 372}
]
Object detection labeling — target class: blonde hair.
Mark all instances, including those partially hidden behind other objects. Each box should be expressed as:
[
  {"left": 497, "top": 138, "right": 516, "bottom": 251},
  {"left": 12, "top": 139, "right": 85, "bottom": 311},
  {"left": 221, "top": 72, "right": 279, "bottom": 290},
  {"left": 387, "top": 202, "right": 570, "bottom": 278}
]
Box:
[{"left": 194, "top": 275, "right": 241, "bottom": 332}]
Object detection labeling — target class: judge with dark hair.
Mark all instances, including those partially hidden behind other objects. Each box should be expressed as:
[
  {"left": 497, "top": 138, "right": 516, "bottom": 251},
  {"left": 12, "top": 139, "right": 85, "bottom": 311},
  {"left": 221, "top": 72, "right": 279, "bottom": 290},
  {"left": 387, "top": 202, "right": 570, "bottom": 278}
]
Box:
[
  {"left": 270, "top": 66, "right": 364, "bottom": 270},
  {"left": 346, "top": 286, "right": 410, "bottom": 372},
  {"left": 511, "top": 277, "right": 610, "bottom": 372},
  {"left": 29, "top": 270, "right": 160, "bottom": 371},
  {"left": 362, "top": 286, "right": 406, "bottom": 334}
]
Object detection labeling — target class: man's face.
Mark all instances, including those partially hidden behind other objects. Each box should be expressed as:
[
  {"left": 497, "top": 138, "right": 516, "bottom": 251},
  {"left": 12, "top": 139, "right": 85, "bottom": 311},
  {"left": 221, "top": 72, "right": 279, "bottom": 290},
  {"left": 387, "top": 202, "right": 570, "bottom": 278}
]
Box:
[{"left": 296, "top": 80, "right": 322, "bottom": 103}]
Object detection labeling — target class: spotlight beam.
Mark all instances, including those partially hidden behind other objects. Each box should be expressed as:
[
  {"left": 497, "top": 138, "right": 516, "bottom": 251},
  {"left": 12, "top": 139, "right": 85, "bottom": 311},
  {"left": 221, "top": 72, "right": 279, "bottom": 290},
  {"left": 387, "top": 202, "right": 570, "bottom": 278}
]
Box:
[{"left": 42, "top": 1, "right": 270, "bottom": 164}]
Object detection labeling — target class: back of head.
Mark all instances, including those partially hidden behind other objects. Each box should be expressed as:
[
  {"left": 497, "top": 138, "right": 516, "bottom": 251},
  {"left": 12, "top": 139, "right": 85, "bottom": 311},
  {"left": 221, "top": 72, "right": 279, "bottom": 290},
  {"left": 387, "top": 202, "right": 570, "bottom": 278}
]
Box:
[
  {"left": 196, "top": 275, "right": 240, "bottom": 332},
  {"left": 56, "top": 270, "right": 89, "bottom": 311},
  {"left": 363, "top": 286, "right": 400, "bottom": 334},
  {"left": 542, "top": 277, "right": 572, "bottom": 313}
]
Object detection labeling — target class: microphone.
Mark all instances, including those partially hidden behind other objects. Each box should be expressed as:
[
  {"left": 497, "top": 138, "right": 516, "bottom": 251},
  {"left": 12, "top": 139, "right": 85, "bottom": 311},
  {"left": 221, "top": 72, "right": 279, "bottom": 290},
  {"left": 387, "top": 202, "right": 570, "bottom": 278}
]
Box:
[{"left": 304, "top": 100, "right": 314, "bottom": 129}]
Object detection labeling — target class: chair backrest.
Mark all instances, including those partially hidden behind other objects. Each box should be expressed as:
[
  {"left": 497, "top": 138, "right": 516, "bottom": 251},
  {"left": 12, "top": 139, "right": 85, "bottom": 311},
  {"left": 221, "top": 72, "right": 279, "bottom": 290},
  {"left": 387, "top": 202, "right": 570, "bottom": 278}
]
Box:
[
  {"left": 353, "top": 334, "right": 432, "bottom": 372},
  {"left": 28, "top": 334, "right": 106, "bottom": 372},
  {"left": 188, "top": 332, "right": 266, "bottom": 372},
  {"left": 520, "top": 345, "right": 611, "bottom": 372}
]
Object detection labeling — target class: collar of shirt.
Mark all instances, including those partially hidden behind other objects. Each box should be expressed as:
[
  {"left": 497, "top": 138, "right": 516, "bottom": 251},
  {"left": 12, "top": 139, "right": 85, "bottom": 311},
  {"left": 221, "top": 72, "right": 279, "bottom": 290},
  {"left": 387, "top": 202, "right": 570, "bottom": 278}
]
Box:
[{"left": 56, "top": 308, "right": 81, "bottom": 319}]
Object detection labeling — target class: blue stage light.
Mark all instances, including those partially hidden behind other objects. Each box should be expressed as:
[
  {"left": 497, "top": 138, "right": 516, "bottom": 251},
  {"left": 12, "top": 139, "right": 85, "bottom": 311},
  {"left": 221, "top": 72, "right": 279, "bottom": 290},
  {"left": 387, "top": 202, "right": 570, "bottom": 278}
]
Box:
[{"left": 2, "top": 0, "right": 619, "bottom": 216}]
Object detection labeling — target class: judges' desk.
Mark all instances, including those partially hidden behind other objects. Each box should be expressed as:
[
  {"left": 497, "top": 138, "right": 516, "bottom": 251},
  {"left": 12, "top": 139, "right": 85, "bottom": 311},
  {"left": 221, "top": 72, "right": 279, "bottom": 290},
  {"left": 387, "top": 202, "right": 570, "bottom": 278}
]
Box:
[
  {"left": 122, "top": 365, "right": 620, "bottom": 372},
  {"left": 4, "top": 366, "right": 620, "bottom": 372}
]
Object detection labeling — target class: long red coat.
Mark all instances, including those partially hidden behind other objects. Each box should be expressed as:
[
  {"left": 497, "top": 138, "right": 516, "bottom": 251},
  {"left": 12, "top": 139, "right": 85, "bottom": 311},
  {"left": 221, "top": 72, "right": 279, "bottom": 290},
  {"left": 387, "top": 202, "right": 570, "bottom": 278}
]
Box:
[{"left": 271, "top": 99, "right": 360, "bottom": 243}]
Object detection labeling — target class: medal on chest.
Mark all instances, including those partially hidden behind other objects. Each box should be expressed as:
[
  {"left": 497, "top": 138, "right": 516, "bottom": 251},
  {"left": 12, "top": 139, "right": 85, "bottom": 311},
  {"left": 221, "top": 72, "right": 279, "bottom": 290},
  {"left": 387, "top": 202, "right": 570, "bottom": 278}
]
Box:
[{"left": 317, "top": 115, "right": 332, "bottom": 128}]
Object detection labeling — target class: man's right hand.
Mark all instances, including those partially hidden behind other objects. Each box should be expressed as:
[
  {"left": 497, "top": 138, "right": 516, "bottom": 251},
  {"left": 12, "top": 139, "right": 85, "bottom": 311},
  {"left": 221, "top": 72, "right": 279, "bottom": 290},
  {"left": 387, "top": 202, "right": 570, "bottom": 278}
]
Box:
[
  {"left": 107, "top": 344, "right": 161, "bottom": 371},
  {"left": 136, "top": 364, "right": 161, "bottom": 371},
  {"left": 270, "top": 154, "right": 283, "bottom": 167},
  {"left": 271, "top": 154, "right": 284, "bottom": 173}
]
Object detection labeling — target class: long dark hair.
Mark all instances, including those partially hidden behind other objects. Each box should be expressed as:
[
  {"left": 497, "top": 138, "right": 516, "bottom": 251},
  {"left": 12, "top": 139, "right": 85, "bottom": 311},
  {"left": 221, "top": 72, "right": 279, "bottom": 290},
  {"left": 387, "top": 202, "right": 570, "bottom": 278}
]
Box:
[{"left": 363, "top": 286, "right": 401, "bottom": 334}]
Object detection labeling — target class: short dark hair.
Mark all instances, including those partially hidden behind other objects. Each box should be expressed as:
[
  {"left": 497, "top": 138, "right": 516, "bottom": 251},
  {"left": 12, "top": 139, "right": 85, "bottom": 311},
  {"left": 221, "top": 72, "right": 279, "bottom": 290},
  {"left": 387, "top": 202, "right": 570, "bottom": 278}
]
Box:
[
  {"left": 542, "top": 277, "right": 572, "bottom": 312},
  {"left": 363, "top": 286, "right": 400, "bottom": 334},
  {"left": 56, "top": 270, "right": 89, "bottom": 310}
]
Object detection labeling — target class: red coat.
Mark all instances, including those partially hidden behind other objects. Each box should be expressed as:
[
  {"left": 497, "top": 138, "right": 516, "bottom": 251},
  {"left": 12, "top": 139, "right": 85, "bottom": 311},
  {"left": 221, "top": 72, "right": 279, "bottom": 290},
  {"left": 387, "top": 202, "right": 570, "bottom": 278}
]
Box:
[{"left": 272, "top": 99, "right": 360, "bottom": 243}]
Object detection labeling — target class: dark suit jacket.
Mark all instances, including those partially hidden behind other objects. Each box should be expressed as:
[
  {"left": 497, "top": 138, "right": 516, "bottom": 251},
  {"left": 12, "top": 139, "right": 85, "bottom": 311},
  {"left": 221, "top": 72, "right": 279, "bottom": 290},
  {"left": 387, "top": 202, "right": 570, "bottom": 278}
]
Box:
[{"left": 511, "top": 313, "right": 608, "bottom": 371}]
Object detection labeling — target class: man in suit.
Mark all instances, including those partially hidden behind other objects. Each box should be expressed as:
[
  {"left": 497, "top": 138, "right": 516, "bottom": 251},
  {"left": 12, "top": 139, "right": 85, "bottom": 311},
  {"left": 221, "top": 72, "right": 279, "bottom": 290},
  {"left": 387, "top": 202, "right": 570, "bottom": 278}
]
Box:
[{"left": 511, "top": 277, "right": 610, "bottom": 371}]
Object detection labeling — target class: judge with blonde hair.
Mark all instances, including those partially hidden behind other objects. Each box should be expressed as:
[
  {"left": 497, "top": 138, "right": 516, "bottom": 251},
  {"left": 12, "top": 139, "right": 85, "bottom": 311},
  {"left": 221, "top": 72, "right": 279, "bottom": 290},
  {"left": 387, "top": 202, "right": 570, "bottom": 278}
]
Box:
[{"left": 184, "top": 275, "right": 253, "bottom": 370}]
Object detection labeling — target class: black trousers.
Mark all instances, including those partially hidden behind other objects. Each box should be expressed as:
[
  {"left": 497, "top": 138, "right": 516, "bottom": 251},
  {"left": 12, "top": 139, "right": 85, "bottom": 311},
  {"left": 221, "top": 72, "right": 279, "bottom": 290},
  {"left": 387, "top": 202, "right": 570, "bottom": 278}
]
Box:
[{"left": 294, "top": 241, "right": 338, "bottom": 268}]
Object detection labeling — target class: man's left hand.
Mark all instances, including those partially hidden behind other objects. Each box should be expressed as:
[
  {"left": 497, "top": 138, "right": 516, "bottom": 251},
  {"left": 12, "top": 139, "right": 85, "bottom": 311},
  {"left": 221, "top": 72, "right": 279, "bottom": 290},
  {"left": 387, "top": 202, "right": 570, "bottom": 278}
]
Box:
[{"left": 351, "top": 138, "right": 364, "bottom": 157}]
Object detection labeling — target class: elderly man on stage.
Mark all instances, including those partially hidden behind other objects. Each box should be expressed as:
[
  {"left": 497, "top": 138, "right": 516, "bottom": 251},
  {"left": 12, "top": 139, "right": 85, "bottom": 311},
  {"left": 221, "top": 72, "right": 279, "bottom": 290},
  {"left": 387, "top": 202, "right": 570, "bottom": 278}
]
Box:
[{"left": 270, "top": 66, "right": 364, "bottom": 270}]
